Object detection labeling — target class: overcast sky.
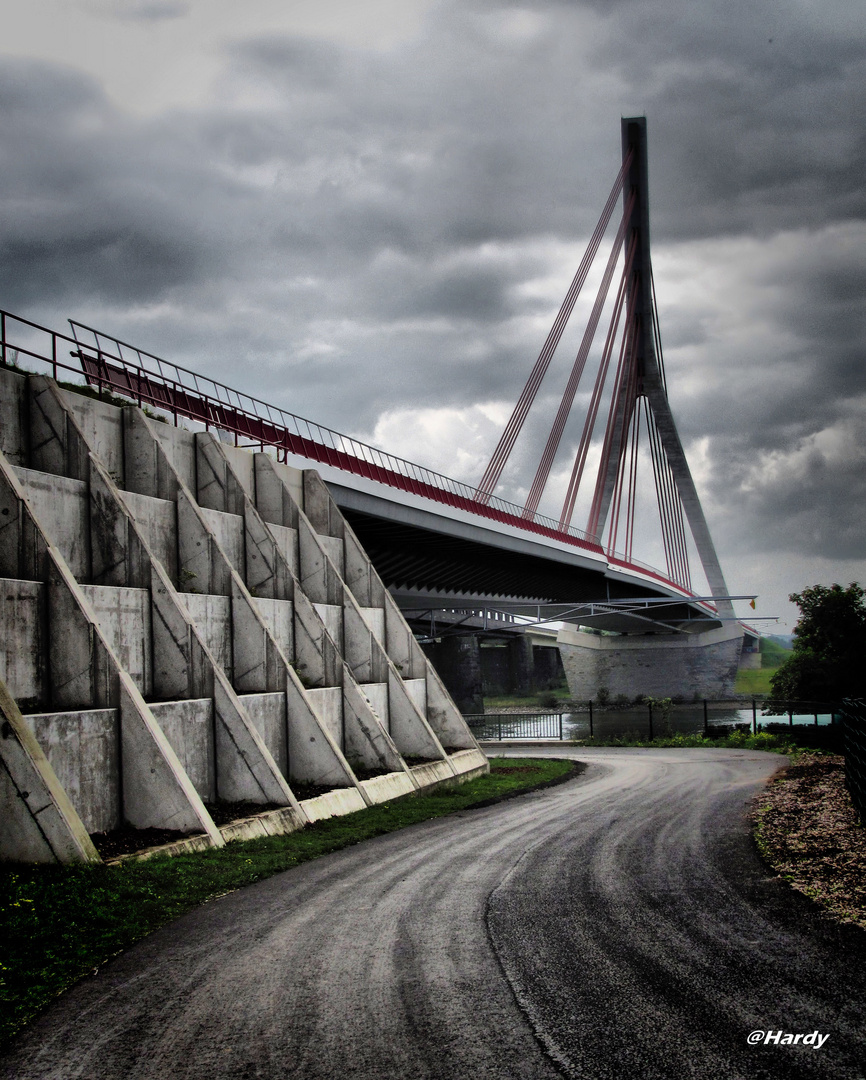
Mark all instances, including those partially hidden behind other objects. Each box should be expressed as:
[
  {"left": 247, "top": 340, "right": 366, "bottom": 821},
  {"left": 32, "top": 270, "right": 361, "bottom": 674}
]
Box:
[{"left": 2, "top": 0, "right": 864, "bottom": 632}]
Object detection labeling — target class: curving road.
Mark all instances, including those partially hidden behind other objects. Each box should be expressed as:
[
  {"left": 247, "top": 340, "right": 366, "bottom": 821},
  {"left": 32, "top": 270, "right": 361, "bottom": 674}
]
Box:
[{"left": 3, "top": 747, "right": 865, "bottom": 1080}]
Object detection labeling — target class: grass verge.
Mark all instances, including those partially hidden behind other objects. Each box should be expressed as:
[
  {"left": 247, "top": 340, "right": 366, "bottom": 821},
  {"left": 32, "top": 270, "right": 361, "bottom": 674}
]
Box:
[
  {"left": 0, "top": 757, "right": 574, "bottom": 1047},
  {"left": 735, "top": 667, "right": 777, "bottom": 695},
  {"left": 574, "top": 730, "right": 800, "bottom": 752}
]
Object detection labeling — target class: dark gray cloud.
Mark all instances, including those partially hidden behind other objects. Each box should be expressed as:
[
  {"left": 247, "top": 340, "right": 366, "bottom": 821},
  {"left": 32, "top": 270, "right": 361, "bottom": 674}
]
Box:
[
  {"left": 0, "top": 0, "right": 863, "bottom": 626},
  {"left": 87, "top": 0, "right": 191, "bottom": 21}
]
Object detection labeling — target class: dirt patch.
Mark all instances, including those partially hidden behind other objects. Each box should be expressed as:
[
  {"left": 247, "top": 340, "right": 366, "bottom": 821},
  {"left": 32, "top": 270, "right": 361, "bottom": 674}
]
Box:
[
  {"left": 204, "top": 801, "right": 284, "bottom": 826},
  {"left": 490, "top": 765, "right": 543, "bottom": 776},
  {"left": 90, "top": 826, "right": 201, "bottom": 858},
  {"left": 754, "top": 752, "right": 866, "bottom": 928}
]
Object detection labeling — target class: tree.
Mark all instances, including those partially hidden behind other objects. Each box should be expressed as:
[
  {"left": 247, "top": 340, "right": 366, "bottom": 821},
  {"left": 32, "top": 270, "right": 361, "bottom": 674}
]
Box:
[{"left": 770, "top": 583, "right": 866, "bottom": 703}]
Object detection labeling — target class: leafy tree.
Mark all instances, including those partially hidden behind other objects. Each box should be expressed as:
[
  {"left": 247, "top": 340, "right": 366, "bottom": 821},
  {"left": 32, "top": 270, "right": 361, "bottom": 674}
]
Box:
[{"left": 770, "top": 583, "right": 866, "bottom": 702}]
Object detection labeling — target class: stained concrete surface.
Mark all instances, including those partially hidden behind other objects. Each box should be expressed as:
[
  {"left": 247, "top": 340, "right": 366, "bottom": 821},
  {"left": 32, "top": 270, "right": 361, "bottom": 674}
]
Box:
[{"left": 3, "top": 748, "right": 866, "bottom": 1080}]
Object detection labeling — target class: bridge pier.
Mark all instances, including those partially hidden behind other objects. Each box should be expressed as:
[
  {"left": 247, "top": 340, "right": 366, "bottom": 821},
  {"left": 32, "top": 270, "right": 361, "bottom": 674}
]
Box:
[
  {"left": 507, "top": 637, "right": 534, "bottom": 696},
  {"left": 422, "top": 636, "right": 484, "bottom": 715},
  {"left": 557, "top": 624, "right": 744, "bottom": 702}
]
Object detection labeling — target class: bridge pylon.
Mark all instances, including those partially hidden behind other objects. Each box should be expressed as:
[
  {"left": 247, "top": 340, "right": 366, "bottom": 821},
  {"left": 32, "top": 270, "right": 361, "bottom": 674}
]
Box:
[{"left": 589, "top": 117, "right": 735, "bottom": 620}]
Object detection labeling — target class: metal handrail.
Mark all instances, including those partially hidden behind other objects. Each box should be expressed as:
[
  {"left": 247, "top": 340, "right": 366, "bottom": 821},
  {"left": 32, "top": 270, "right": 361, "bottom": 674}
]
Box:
[{"left": 0, "top": 306, "right": 701, "bottom": 601}]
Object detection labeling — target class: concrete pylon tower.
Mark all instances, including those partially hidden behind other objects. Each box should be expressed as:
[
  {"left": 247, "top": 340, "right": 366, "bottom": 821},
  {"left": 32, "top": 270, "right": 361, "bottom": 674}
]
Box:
[{"left": 592, "top": 117, "right": 735, "bottom": 620}]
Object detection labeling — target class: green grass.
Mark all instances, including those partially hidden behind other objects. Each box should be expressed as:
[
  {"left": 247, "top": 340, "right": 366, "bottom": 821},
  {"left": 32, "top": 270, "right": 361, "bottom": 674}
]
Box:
[
  {"left": 483, "top": 686, "right": 573, "bottom": 709},
  {"left": 0, "top": 757, "right": 573, "bottom": 1046},
  {"left": 576, "top": 729, "right": 800, "bottom": 752},
  {"left": 735, "top": 667, "right": 777, "bottom": 695},
  {"left": 760, "top": 637, "right": 792, "bottom": 666}
]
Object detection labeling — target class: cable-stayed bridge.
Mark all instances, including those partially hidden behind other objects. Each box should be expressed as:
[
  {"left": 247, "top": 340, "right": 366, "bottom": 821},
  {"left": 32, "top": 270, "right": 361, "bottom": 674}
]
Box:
[{"left": 0, "top": 118, "right": 753, "bottom": 707}]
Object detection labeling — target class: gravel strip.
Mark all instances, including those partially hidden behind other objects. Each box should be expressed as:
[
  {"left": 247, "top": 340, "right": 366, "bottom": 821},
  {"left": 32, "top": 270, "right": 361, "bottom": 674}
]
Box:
[{"left": 754, "top": 752, "right": 866, "bottom": 927}]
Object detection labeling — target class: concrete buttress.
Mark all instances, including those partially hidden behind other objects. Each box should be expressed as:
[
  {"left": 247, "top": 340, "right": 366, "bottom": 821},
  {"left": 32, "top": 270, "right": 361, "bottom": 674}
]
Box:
[{"left": 0, "top": 366, "right": 487, "bottom": 863}]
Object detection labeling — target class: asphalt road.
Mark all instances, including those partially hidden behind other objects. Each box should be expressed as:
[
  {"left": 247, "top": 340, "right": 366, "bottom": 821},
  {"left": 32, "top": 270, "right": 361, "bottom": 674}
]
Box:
[{"left": 4, "top": 747, "right": 865, "bottom": 1080}]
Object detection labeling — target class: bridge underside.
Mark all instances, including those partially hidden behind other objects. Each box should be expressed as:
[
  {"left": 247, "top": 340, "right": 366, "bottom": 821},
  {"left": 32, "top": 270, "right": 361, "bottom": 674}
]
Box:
[
  {"left": 331, "top": 487, "right": 741, "bottom": 706},
  {"left": 333, "top": 489, "right": 725, "bottom": 637}
]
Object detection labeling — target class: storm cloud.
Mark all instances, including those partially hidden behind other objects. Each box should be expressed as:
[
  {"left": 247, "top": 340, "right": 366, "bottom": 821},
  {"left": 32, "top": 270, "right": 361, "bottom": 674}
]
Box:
[{"left": 1, "top": 0, "right": 864, "bottom": 628}]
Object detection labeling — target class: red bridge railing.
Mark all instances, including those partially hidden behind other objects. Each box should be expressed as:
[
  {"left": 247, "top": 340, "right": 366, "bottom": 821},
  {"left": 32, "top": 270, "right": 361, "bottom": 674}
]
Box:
[{"left": 0, "top": 308, "right": 700, "bottom": 600}]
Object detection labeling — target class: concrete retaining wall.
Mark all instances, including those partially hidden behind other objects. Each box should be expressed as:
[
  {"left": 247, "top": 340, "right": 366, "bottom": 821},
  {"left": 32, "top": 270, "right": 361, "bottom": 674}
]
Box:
[{"left": 0, "top": 369, "right": 486, "bottom": 864}]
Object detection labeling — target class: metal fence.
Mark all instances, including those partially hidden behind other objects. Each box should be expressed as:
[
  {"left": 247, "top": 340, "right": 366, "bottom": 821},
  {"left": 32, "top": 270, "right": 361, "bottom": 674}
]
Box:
[
  {"left": 841, "top": 699, "right": 866, "bottom": 822},
  {"left": 0, "top": 305, "right": 705, "bottom": 599},
  {"left": 464, "top": 712, "right": 571, "bottom": 741},
  {"left": 465, "top": 699, "right": 842, "bottom": 743}
]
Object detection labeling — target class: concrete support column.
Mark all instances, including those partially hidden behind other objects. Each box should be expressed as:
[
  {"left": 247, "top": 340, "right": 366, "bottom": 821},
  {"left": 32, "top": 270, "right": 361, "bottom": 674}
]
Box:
[
  {"left": 533, "top": 646, "right": 564, "bottom": 691},
  {"left": 424, "top": 636, "right": 483, "bottom": 715},
  {"left": 507, "top": 636, "right": 534, "bottom": 695}
]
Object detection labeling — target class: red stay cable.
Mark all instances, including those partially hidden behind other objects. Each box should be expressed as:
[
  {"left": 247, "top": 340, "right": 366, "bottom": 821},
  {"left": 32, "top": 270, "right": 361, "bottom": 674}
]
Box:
[
  {"left": 522, "top": 189, "right": 636, "bottom": 520},
  {"left": 475, "top": 149, "right": 634, "bottom": 502}
]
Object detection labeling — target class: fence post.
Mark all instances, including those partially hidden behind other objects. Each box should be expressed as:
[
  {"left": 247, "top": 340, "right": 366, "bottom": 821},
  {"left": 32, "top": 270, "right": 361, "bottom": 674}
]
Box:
[
  {"left": 752, "top": 699, "right": 757, "bottom": 734},
  {"left": 788, "top": 707, "right": 793, "bottom": 727},
  {"left": 559, "top": 713, "right": 563, "bottom": 741},
  {"left": 703, "top": 699, "right": 708, "bottom": 735},
  {"left": 648, "top": 701, "right": 654, "bottom": 741},
  {"left": 498, "top": 715, "right": 502, "bottom": 741},
  {"left": 589, "top": 700, "right": 593, "bottom": 738}
]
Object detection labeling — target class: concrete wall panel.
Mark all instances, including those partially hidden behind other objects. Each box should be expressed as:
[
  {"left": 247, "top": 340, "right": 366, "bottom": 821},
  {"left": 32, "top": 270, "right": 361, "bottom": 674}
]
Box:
[
  {"left": 81, "top": 585, "right": 152, "bottom": 697},
  {"left": 305, "top": 686, "right": 343, "bottom": 746},
  {"left": 238, "top": 691, "right": 287, "bottom": 775},
  {"left": 0, "top": 679, "right": 100, "bottom": 864},
  {"left": 403, "top": 678, "right": 427, "bottom": 719},
  {"left": 360, "top": 682, "right": 388, "bottom": 727},
  {"left": 179, "top": 594, "right": 232, "bottom": 675},
  {"left": 0, "top": 367, "right": 28, "bottom": 467},
  {"left": 24, "top": 708, "right": 120, "bottom": 833},
  {"left": 318, "top": 534, "right": 344, "bottom": 577},
  {"left": 269, "top": 523, "right": 299, "bottom": 576},
  {"left": 14, "top": 468, "right": 90, "bottom": 579},
  {"left": 253, "top": 454, "right": 301, "bottom": 529},
  {"left": 359, "top": 606, "right": 385, "bottom": 643},
  {"left": 199, "top": 508, "right": 244, "bottom": 576},
  {"left": 314, "top": 603, "right": 343, "bottom": 647},
  {"left": 60, "top": 392, "right": 124, "bottom": 481},
  {"left": 148, "top": 421, "right": 196, "bottom": 491},
  {"left": 149, "top": 699, "right": 216, "bottom": 803},
  {"left": 220, "top": 442, "right": 256, "bottom": 499},
  {"left": 252, "top": 597, "right": 294, "bottom": 660},
  {"left": 121, "top": 492, "right": 177, "bottom": 581},
  {"left": 271, "top": 460, "right": 304, "bottom": 510},
  {"left": 0, "top": 578, "right": 47, "bottom": 709}
]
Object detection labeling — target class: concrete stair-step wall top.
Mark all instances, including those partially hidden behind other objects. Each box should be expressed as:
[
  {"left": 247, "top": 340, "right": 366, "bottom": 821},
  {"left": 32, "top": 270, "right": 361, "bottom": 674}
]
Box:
[{"left": 0, "top": 366, "right": 487, "bottom": 863}]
